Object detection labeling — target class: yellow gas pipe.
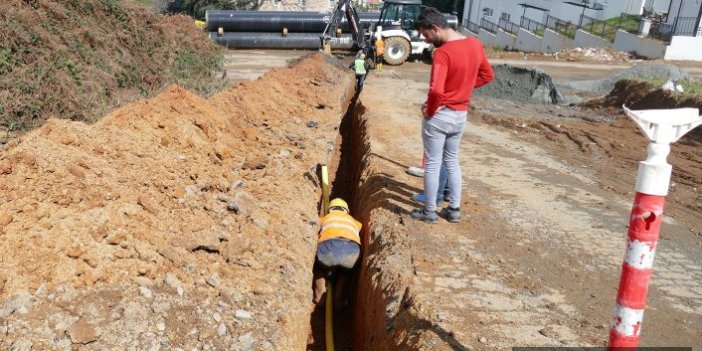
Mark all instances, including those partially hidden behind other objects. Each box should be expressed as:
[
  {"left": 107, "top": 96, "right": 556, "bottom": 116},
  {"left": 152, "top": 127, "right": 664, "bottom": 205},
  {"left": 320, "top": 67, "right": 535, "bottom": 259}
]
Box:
[
  {"left": 325, "top": 280, "right": 335, "bottom": 351},
  {"left": 319, "top": 164, "right": 334, "bottom": 351}
]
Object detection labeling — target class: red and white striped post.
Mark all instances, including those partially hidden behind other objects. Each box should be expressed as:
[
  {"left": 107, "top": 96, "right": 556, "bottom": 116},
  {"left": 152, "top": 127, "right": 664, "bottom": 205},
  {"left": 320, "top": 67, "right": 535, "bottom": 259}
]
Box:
[{"left": 608, "top": 106, "right": 702, "bottom": 348}]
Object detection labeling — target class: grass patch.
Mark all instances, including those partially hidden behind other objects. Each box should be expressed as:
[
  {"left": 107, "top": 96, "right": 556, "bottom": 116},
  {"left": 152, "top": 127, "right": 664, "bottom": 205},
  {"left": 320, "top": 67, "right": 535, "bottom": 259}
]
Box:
[
  {"left": 628, "top": 77, "right": 702, "bottom": 98},
  {"left": 0, "top": 0, "right": 227, "bottom": 133},
  {"left": 579, "top": 14, "right": 641, "bottom": 42},
  {"left": 170, "top": 50, "right": 227, "bottom": 96}
]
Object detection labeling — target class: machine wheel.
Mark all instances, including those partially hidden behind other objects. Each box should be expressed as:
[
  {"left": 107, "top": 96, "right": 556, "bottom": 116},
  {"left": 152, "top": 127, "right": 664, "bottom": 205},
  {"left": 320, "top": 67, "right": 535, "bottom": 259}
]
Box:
[{"left": 384, "top": 37, "right": 410, "bottom": 65}]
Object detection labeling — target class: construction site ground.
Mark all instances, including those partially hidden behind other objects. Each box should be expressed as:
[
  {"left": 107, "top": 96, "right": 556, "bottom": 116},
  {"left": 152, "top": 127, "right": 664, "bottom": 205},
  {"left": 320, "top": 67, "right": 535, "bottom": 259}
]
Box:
[
  {"left": 1, "top": 48, "right": 701, "bottom": 351},
  {"left": 227, "top": 50, "right": 702, "bottom": 350},
  {"left": 358, "top": 60, "right": 702, "bottom": 350}
]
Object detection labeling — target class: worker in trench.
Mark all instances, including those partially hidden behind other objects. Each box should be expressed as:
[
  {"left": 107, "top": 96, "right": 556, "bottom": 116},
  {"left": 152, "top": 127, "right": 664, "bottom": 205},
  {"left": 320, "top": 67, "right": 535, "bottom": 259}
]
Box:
[{"left": 312, "top": 198, "right": 362, "bottom": 308}]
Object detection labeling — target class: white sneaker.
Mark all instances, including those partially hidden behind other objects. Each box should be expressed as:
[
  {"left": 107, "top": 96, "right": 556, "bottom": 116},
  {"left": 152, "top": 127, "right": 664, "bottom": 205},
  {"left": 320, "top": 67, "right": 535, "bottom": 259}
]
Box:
[{"left": 406, "top": 166, "right": 425, "bottom": 177}]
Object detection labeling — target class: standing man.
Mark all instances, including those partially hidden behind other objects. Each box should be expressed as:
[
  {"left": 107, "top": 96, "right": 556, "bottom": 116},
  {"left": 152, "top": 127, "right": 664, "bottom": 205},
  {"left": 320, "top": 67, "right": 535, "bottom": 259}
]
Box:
[{"left": 410, "top": 7, "right": 494, "bottom": 223}]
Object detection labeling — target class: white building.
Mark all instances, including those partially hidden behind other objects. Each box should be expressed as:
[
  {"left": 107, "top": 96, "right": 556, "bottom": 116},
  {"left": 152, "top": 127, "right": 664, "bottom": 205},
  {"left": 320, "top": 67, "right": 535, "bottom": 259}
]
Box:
[
  {"left": 462, "top": 0, "right": 671, "bottom": 27},
  {"left": 661, "top": 0, "right": 702, "bottom": 36}
]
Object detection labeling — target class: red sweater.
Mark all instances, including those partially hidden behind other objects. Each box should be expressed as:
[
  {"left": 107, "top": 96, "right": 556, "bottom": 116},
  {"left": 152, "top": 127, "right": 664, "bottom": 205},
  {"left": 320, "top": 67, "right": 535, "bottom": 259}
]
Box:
[{"left": 425, "top": 37, "right": 494, "bottom": 117}]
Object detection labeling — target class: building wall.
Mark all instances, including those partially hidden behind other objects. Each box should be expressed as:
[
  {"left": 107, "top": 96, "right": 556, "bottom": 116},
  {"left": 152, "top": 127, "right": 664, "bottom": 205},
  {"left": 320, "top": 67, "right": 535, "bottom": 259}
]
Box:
[
  {"left": 613, "top": 29, "right": 667, "bottom": 58},
  {"left": 463, "top": 0, "right": 650, "bottom": 28},
  {"left": 458, "top": 26, "right": 479, "bottom": 39},
  {"left": 495, "top": 29, "right": 518, "bottom": 49},
  {"left": 644, "top": 0, "right": 673, "bottom": 14},
  {"left": 549, "top": 0, "right": 647, "bottom": 23},
  {"left": 542, "top": 29, "right": 575, "bottom": 53},
  {"left": 515, "top": 28, "right": 543, "bottom": 52},
  {"left": 664, "top": 35, "right": 702, "bottom": 60},
  {"left": 664, "top": 0, "right": 702, "bottom": 26},
  {"left": 574, "top": 29, "right": 614, "bottom": 48},
  {"left": 463, "top": 0, "right": 554, "bottom": 26},
  {"left": 477, "top": 28, "right": 497, "bottom": 46}
]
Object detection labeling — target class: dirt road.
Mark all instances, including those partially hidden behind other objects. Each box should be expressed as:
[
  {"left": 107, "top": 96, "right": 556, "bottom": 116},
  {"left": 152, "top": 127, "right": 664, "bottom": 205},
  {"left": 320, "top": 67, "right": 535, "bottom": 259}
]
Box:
[
  {"left": 357, "top": 60, "right": 702, "bottom": 350},
  {"left": 220, "top": 50, "right": 702, "bottom": 350}
]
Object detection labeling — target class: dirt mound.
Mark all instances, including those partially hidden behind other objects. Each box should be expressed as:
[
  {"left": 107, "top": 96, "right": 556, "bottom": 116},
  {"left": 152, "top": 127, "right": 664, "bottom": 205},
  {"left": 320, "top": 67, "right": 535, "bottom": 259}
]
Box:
[
  {"left": 0, "top": 0, "right": 224, "bottom": 131},
  {"left": 586, "top": 79, "right": 702, "bottom": 110},
  {"left": 567, "top": 63, "right": 690, "bottom": 95},
  {"left": 0, "top": 54, "right": 354, "bottom": 349},
  {"left": 553, "top": 47, "right": 634, "bottom": 63},
  {"left": 583, "top": 79, "right": 702, "bottom": 142},
  {"left": 475, "top": 65, "right": 565, "bottom": 104}
]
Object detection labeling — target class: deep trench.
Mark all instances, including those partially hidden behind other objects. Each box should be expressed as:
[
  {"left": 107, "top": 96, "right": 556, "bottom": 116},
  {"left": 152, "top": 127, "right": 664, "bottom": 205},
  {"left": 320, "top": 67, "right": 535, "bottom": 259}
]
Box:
[{"left": 306, "top": 94, "right": 375, "bottom": 351}]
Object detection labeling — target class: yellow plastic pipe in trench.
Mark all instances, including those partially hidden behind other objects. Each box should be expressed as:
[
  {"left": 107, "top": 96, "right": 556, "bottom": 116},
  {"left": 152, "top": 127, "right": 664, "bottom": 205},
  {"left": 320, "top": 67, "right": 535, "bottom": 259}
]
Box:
[{"left": 319, "top": 164, "right": 334, "bottom": 351}]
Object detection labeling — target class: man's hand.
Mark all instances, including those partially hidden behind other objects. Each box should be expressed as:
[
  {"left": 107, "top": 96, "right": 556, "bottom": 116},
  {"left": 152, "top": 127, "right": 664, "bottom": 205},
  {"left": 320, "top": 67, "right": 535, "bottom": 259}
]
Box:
[{"left": 423, "top": 104, "right": 445, "bottom": 118}]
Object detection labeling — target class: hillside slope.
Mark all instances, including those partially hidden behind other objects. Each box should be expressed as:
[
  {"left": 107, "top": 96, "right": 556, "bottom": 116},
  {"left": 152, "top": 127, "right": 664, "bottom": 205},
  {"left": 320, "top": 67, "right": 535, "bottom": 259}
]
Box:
[{"left": 0, "top": 0, "right": 225, "bottom": 132}]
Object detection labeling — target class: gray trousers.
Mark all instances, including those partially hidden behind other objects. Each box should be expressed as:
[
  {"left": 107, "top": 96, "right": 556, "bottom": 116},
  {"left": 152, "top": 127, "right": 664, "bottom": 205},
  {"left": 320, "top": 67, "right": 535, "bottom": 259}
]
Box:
[{"left": 422, "top": 108, "right": 467, "bottom": 212}]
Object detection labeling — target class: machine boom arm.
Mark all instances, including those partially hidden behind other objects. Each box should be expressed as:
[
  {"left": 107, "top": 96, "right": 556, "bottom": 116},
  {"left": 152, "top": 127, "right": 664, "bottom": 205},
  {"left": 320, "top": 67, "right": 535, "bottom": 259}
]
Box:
[{"left": 320, "top": 0, "right": 369, "bottom": 51}]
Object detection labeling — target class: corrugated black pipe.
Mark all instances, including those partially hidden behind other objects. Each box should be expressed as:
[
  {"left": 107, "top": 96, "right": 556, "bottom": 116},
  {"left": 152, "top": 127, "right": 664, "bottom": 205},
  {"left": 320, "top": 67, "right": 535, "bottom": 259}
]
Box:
[
  {"left": 209, "top": 32, "right": 356, "bottom": 49},
  {"left": 206, "top": 10, "right": 380, "bottom": 32}
]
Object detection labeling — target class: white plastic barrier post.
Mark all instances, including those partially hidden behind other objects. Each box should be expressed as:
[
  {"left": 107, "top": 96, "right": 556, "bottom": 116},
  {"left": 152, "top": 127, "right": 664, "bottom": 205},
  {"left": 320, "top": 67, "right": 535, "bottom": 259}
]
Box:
[{"left": 608, "top": 106, "right": 702, "bottom": 348}]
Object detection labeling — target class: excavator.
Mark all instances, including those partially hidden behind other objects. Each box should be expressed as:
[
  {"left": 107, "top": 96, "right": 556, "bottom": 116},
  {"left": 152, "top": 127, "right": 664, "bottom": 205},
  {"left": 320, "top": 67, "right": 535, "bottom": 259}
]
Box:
[
  {"left": 206, "top": 0, "right": 457, "bottom": 65},
  {"left": 321, "top": 0, "right": 458, "bottom": 65}
]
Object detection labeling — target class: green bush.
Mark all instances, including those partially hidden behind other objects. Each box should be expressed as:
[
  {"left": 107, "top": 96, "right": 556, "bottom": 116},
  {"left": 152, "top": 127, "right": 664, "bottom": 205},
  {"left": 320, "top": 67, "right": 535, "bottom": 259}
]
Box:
[{"left": 0, "top": 0, "right": 226, "bottom": 132}]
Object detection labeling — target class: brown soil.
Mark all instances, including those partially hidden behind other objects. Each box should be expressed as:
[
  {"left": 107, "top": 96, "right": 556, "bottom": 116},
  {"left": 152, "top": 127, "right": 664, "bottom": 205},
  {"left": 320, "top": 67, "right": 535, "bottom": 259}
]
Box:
[
  {"left": 349, "top": 61, "right": 702, "bottom": 350},
  {"left": 0, "top": 53, "right": 355, "bottom": 349},
  {"left": 3, "top": 45, "right": 701, "bottom": 350}
]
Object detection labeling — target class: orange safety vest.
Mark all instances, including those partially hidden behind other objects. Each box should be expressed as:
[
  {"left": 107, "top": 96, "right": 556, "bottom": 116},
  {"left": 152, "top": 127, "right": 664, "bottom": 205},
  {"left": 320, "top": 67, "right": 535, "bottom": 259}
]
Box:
[
  {"left": 376, "top": 39, "right": 385, "bottom": 56},
  {"left": 318, "top": 211, "right": 362, "bottom": 244}
]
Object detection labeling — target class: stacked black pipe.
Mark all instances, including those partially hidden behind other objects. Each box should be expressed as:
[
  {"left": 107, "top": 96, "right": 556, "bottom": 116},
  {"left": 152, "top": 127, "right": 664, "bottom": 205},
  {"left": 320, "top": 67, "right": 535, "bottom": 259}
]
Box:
[{"left": 207, "top": 10, "right": 379, "bottom": 49}]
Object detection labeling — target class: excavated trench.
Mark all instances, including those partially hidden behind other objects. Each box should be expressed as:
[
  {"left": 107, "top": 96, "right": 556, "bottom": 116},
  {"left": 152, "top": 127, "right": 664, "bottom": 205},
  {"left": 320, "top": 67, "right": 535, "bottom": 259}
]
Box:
[
  {"left": 306, "top": 89, "right": 425, "bottom": 350},
  {"left": 306, "top": 93, "right": 370, "bottom": 350}
]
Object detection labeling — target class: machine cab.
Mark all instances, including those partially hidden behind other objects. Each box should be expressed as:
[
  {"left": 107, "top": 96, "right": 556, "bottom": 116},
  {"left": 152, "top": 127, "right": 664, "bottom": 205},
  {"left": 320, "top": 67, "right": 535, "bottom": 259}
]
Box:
[{"left": 378, "top": 0, "right": 422, "bottom": 35}]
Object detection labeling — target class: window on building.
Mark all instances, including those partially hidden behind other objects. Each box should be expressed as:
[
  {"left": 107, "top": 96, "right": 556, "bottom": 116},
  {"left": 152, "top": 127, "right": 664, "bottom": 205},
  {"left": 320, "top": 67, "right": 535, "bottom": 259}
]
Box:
[
  {"left": 501, "top": 12, "right": 510, "bottom": 21},
  {"left": 483, "top": 7, "right": 493, "bottom": 17}
]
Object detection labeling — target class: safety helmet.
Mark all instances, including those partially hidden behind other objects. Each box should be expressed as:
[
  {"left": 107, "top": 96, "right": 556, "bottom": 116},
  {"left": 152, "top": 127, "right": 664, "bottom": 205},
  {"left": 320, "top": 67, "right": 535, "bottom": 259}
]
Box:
[{"left": 329, "top": 198, "right": 349, "bottom": 212}]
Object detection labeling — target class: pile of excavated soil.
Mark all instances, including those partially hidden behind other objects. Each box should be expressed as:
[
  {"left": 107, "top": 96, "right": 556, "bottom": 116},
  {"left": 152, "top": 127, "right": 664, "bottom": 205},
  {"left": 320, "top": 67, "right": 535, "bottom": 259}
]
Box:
[
  {"left": 0, "top": 54, "right": 354, "bottom": 350},
  {"left": 474, "top": 65, "right": 565, "bottom": 105},
  {"left": 566, "top": 63, "right": 690, "bottom": 95},
  {"left": 583, "top": 79, "right": 702, "bottom": 141}
]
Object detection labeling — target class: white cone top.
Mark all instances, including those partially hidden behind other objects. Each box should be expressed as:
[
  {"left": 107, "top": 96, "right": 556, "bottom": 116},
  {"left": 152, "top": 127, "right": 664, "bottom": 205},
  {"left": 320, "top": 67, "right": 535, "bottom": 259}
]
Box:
[{"left": 623, "top": 105, "right": 702, "bottom": 144}]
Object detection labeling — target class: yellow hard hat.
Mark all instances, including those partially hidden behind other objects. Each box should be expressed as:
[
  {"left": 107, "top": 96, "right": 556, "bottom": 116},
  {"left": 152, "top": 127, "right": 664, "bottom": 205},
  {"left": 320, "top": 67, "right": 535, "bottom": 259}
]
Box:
[{"left": 329, "top": 198, "right": 349, "bottom": 211}]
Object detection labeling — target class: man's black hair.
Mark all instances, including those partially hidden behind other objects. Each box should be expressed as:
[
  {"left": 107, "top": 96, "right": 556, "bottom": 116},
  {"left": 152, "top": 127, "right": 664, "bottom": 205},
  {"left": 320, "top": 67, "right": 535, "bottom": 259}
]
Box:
[{"left": 416, "top": 7, "right": 449, "bottom": 30}]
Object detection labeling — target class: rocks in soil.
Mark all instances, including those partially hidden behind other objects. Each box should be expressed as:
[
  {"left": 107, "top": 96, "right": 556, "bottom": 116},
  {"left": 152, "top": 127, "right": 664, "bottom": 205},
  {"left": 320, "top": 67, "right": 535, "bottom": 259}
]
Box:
[
  {"left": 206, "top": 273, "right": 220, "bottom": 288},
  {"left": 0, "top": 290, "right": 32, "bottom": 319},
  {"left": 173, "top": 228, "right": 220, "bottom": 253},
  {"left": 237, "top": 332, "right": 256, "bottom": 351},
  {"left": 0, "top": 53, "right": 350, "bottom": 350},
  {"left": 235, "top": 309, "right": 252, "bottom": 320},
  {"left": 68, "top": 318, "right": 100, "bottom": 344},
  {"left": 10, "top": 339, "right": 32, "bottom": 351}
]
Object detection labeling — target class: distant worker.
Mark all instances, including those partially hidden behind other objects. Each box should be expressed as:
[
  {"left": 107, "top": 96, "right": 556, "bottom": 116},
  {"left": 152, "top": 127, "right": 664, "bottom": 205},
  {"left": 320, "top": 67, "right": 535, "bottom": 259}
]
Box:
[
  {"left": 375, "top": 35, "right": 384, "bottom": 71},
  {"left": 351, "top": 51, "right": 368, "bottom": 93},
  {"left": 313, "top": 198, "right": 362, "bottom": 306}
]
